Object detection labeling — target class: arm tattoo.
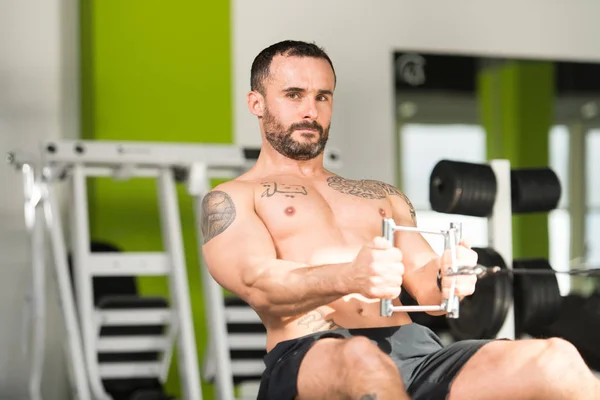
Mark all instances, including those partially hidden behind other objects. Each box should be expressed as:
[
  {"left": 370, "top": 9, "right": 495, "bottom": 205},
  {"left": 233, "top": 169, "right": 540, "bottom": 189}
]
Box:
[
  {"left": 297, "top": 310, "right": 344, "bottom": 332},
  {"left": 327, "top": 176, "right": 417, "bottom": 224},
  {"left": 201, "top": 191, "right": 236, "bottom": 243},
  {"left": 359, "top": 395, "right": 377, "bottom": 400},
  {"left": 381, "top": 183, "right": 417, "bottom": 225}
]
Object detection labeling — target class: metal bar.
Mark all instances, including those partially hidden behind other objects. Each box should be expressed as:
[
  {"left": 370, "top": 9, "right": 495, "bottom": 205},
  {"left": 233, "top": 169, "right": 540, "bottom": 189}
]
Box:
[
  {"left": 380, "top": 219, "right": 397, "bottom": 317},
  {"left": 157, "top": 167, "right": 203, "bottom": 400},
  {"left": 444, "top": 226, "right": 460, "bottom": 318},
  {"left": 446, "top": 266, "right": 600, "bottom": 277},
  {"left": 390, "top": 305, "right": 446, "bottom": 312},
  {"left": 98, "top": 362, "right": 161, "bottom": 379},
  {"left": 41, "top": 139, "right": 246, "bottom": 168},
  {"left": 44, "top": 183, "right": 92, "bottom": 400},
  {"left": 97, "top": 309, "right": 172, "bottom": 326},
  {"left": 83, "top": 166, "right": 160, "bottom": 178},
  {"left": 489, "top": 160, "right": 516, "bottom": 339},
  {"left": 28, "top": 190, "right": 45, "bottom": 400},
  {"left": 97, "top": 336, "right": 169, "bottom": 352},
  {"left": 393, "top": 225, "right": 447, "bottom": 236},
  {"left": 568, "top": 123, "right": 587, "bottom": 294},
  {"left": 87, "top": 253, "right": 170, "bottom": 276},
  {"left": 71, "top": 164, "right": 112, "bottom": 400}
]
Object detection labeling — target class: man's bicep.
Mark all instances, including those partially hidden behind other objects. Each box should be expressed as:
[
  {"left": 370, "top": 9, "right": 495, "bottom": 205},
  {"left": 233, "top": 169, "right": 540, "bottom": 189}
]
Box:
[
  {"left": 385, "top": 184, "right": 437, "bottom": 267},
  {"left": 200, "top": 188, "right": 277, "bottom": 297},
  {"left": 382, "top": 182, "right": 417, "bottom": 227}
]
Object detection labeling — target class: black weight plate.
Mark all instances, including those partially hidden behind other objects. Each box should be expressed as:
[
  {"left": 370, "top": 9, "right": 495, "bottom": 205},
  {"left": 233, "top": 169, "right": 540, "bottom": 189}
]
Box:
[
  {"left": 448, "top": 247, "right": 513, "bottom": 340},
  {"left": 511, "top": 168, "right": 562, "bottom": 214},
  {"left": 513, "top": 258, "right": 562, "bottom": 337},
  {"left": 429, "top": 160, "right": 497, "bottom": 217}
]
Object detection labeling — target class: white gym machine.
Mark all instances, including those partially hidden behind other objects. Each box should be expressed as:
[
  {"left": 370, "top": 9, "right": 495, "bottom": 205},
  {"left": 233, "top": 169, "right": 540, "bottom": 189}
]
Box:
[
  {"left": 9, "top": 140, "right": 243, "bottom": 400},
  {"left": 9, "top": 139, "right": 342, "bottom": 400}
]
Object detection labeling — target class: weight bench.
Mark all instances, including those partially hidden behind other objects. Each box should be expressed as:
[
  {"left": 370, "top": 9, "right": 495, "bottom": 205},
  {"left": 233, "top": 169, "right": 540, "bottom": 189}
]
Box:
[{"left": 202, "top": 296, "right": 267, "bottom": 400}]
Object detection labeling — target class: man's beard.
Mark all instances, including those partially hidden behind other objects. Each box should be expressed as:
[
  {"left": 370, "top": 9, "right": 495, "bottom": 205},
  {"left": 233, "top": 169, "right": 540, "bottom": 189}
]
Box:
[{"left": 263, "top": 106, "right": 330, "bottom": 161}]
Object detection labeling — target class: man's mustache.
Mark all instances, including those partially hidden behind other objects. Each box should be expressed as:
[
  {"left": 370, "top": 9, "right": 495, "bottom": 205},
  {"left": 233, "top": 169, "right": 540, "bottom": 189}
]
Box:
[{"left": 289, "top": 121, "right": 323, "bottom": 135}]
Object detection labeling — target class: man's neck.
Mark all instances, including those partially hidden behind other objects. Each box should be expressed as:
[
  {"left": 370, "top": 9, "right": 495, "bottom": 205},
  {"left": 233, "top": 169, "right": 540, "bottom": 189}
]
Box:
[{"left": 254, "top": 149, "right": 326, "bottom": 178}]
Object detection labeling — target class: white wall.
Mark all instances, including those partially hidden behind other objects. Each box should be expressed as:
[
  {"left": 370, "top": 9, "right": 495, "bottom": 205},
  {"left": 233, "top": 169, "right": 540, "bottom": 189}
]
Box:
[
  {"left": 233, "top": 0, "right": 600, "bottom": 184},
  {"left": 0, "top": 0, "right": 79, "bottom": 398}
]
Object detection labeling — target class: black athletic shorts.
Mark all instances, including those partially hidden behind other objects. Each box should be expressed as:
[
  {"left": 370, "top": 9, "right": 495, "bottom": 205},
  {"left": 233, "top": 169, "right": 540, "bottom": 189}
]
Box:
[{"left": 257, "top": 323, "right": 495, "bottom": 400}]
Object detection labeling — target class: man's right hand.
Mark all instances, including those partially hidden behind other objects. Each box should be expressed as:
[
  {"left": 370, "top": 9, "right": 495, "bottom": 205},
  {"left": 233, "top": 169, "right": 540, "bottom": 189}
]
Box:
[{"left": 348, "top": 237, "right": 404, "bottom": 300}]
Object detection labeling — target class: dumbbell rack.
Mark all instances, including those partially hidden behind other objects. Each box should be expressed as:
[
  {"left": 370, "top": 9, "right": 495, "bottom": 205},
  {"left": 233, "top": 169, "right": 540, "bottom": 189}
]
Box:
[{"left": 9, "top": 140, "right": 256, "bottom": 400}]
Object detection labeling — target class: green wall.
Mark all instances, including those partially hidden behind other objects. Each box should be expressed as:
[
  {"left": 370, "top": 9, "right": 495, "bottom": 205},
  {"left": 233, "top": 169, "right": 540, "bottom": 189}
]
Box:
[
  {"left": 80, "top": 1, "right": 232, "bottom": 398},
  {"left": 478, "top": 60, "right": 555, "bottom": 259}
]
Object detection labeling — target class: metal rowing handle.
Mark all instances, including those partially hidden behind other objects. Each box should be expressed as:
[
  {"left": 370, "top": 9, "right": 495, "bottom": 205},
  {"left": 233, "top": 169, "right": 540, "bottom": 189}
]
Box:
[{"left": 379, "top": 218, "right": 462, "bottom": 319}]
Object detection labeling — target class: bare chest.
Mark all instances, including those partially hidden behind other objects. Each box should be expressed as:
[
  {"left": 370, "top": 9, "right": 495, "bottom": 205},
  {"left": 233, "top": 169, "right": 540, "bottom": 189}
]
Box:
[{"left": 254, "top": 177, "right": 394, "bottom": 257}]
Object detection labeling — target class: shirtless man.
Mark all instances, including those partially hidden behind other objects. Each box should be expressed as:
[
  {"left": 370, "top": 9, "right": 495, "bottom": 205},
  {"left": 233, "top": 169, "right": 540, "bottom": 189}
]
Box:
[{"left": 201, "top": 40, "right": 600, "bottom": 400}]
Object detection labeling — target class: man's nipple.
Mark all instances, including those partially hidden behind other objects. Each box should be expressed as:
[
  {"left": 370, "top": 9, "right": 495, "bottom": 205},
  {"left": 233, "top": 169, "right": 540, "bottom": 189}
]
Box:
[{"left": 284, "top": 206, "right": 296, "bottom": 216}]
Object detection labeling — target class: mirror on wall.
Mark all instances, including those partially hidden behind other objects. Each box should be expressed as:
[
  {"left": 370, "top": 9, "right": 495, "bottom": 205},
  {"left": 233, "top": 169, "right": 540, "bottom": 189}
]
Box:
[{"left": 392, "top": 51, "right": 600, "bottom": 293}]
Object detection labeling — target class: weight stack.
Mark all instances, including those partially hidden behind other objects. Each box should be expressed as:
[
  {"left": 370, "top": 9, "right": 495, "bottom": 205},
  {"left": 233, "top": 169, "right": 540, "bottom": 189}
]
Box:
[{"left": 429, "top": 160, "right": 497, "bottom": 217}]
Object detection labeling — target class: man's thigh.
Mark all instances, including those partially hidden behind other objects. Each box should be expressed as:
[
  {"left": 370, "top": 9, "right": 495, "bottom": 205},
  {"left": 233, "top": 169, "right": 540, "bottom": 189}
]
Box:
[
  {"left": 258, "top": 332, "right": 350, "bottom": 400},
  {"left": 399, "top": 337, "right": 494, "bottom": 400}
]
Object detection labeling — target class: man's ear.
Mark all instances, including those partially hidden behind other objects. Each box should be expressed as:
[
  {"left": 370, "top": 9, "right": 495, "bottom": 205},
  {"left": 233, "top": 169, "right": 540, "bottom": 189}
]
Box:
[{"left": 247, "top": 90, "right": 265, "bottom": 117}]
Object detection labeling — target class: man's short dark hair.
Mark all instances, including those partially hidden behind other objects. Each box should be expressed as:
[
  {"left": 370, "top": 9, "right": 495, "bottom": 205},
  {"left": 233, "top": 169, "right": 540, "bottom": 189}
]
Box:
[{"left": 250, "top": 40, "right": 336, "bottom": 94}]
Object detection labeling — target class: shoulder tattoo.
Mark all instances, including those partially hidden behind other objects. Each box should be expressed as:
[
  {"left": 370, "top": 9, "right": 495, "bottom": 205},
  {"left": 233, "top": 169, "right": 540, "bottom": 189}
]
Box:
[
  {"left": 327, "top": 176, "right": 417, "bottom": 224},
  {"left": 326, "top": 176, "right": 387, "bottom": 199},
  {"left": 380, "top": 182, "right": 417, "bottom": 225},
  {"left": 201, "top": 190, "right": 236, "bottom": 244}
]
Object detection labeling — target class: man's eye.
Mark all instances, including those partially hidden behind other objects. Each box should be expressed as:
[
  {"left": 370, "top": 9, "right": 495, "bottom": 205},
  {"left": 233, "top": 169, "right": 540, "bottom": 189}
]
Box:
[
  {"left": 287, "top": 92, "right": 300, "bottom": 99},
  {"left": 317, "top": 95, "right": 328, "bottom": 101}
]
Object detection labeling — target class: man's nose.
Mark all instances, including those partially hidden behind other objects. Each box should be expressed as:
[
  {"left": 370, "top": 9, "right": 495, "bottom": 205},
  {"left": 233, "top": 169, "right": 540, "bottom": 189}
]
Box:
[{"left": 302, "top": 97, "right": 318, "bottom": 120}]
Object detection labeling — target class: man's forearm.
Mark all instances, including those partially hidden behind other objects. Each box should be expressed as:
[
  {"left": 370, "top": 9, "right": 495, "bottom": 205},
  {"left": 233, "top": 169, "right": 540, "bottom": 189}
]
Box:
[
  {"left": 246, "top": 262, "right": 353, "bottom": 317},
  {"left": 409, "top": 258, "right": 470, "bottom": 316},
  {"left": 404, "top": 258, "right": 446, "bottom": 316}
]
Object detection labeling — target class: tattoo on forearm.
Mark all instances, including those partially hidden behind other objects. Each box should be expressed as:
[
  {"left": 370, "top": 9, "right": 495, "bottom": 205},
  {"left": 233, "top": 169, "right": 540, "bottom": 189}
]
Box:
[
  {"left": 297, "top": 310, "right": 343, "bottom": 332},
  {"left": 327, "top": 176, "right": 417, "bottom": 224},
  {"left": 201, "top": 191, "right": 236, "bottom": 243},
  {"left": 261, "top": 182, "right": 308, "bottom": 198},
  {"left": 359, "top": 394, "right": 377, "bottom": 400}
]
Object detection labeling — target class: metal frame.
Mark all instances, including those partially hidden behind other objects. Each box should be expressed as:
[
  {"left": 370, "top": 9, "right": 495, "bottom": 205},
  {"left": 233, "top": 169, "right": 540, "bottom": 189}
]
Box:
[
  {"left": 379, "top": 220, "right": 462, "bottom": 318},
  {"left": 10, "top": 158, "right": 92, "bottom": 400},
  {"left": 11, "top": 140, "right": 257, "bottom": 400}
]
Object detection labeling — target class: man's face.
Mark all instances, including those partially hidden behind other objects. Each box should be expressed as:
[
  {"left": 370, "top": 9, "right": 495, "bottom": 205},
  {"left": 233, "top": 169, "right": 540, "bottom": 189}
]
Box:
[{"left": 260, "top": 55, "right": 335, "bottom": 161}]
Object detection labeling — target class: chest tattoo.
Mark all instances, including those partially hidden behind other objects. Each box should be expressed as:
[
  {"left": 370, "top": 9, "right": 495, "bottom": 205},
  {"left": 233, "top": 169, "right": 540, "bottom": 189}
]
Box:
[
  {"left": 326, "top": 176, "right": 416, "bottom": 224},
  {"left": 261, "top": 182, "right": 308, "bottom": 198}
]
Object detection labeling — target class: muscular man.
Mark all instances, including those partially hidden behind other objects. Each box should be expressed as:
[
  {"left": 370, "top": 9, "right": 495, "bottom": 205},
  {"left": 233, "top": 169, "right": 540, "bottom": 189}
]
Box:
[{"left": 201, "top": 40, "right": 600, "bottom": 400}]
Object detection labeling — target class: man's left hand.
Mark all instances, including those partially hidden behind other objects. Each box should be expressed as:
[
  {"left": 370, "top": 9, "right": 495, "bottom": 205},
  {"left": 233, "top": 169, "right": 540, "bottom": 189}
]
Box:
[{"left": 439, "top": 240, "right": 478, "bottom": 300}]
